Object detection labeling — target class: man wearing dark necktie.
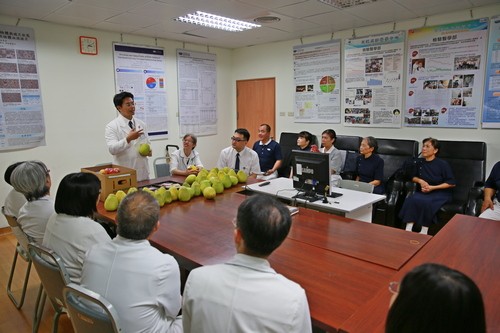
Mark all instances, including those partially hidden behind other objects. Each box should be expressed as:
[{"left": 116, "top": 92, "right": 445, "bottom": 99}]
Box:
[
  {"left": 217, "top": 128, "right": 260, "bottom": 177},
  {"left": 104, "top": 92, "right": 152, "bottom": 181}
]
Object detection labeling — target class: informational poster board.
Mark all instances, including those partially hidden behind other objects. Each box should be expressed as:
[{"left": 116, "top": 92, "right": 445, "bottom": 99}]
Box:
[
  {"left": 0, "top": 25, "right": 45, "bottom": 151},
  {"left": 113, "top": 43, "right": 168, "bottom": 139},
  {"left": 344, "top": 31, "right": 405, "bottom": 127},
  {"left": 293, "top": 40, "right": 342, "bottom": 123},
  {"left": 176, "top": 49, "right": 217, "bottom": 136},
  {"left": 405, "top": 18, "right": 488, "bottom": 128},
  {"left": 482, "top": 15, "right": 500, "bottom": 128}
]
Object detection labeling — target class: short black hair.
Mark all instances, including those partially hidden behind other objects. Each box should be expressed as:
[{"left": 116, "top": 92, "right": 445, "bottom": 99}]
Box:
[
  {"left": 423, "top": 137, "right": 440, "bottom": 154},
  {"left": 386, "top": 263, "right": 485, "bottom": 333},
  {"left": 260, "top": 124, "right": 271, "bottom": 133},
  {"left": 364, "top": 136, "right": 378, "bottom": 153},
  {"left": 117, "top": 191, "right": 159, "bottom": 240},
  {"left": 113, "top": 91, "right": 134, "bottom": 107},
  {"left": 4, "top": 161, "right": 25, "bottom": 185},
  {"left": 235, "top": 128, "right": 250, "bottom": 141},
  {"left": 322, "top": 129, "right": 337, "bottom": 140},
  {"left": 298, "top": 131, "right": 312, "bottom": 144},
  {"left": 236, "top": 195, "right": 291, "bottom": 256},
  {"left": 55, "top": 172, "right": 101, "bottom": 217}
]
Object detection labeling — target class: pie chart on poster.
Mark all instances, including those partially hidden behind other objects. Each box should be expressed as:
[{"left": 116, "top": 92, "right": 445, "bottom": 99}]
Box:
[
  {"left": 146, "top": 77, "right": 157, "bottom": 89},
  {"left": 320, "top": 76, "right": 335, "bottom": 93}
]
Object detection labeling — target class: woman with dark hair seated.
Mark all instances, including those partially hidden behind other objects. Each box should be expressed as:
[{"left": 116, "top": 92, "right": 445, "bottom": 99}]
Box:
[
  {"left": 296, "top": 131, "right": 313, "bottom": 151},
  {"left": 355, "top": 136, "right": 384, "bottom": 194},
  {"left": 399, "top": 137, "right": 455, "bottom": 234},
  {"left": 386, "top": 263, "right": 486, "bottom": 333},
  {"left": 43, "top": 172, "right": 111, "bottom": 283}
]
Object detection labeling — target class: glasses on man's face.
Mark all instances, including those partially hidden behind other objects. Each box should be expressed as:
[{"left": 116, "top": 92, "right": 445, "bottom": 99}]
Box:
[
  {"left": 231, "top": 136, "right": 246, "bottom": 142},
  {"left": 232, "top": 218, "right": 237, "bottom": 228},
  {"left": 388, "top": 281, "right": 400, "bottom": 295}
]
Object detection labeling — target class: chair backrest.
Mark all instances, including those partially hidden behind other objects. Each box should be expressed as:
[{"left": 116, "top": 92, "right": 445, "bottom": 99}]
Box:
[
  {"left": 436, "top": 140, "right": 487, "bottom": 203},
  {"left": 335, "top": 135, "right": 362, "bottom": 173},
  {"left": 278, "top": 132, "right": 300, "bottom": 177},
  {"left": 2, "top": 206, "right": 30, "bottom": 253},
  {"left": 339, "top": 179, "right": 374, "bottom": 193},
  {"left": 63, "top": 283, "right": 122, "bottom": 333},
  {"left": 153, "top": 157, "right": 170, "bottom": 178},
  {"left": 376, "top": 138, "right": 419, "bottom": 182},
  {"left": 28, "top": 242, "right": 71, "bottom": 313}
]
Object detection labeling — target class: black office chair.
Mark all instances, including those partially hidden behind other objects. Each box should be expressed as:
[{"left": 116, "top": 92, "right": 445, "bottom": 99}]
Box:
[
  {"left": 334, "top": 135, "right": 362, "bottom": 179},
  {"left": 63, "top": 283, "right": 122, "bottom": 333},
  {"left": 405, "top": 140, "right": 487, "bottom": 235},
  {"left": 29, "top": 242, "right": 71, "bottom": 333},
  {"left": 371, "top": 138, "right": 419, "bottom": 227},
  {"left": 277, "top": 132, "right": 300, "bottom": 178},
  {"left": 2, "top": 206, "right": 33, "bottom": 309}
]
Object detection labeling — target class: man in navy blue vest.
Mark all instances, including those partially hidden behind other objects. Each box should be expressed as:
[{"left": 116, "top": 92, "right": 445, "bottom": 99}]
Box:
[{"left": 252, "top": 124, "right": 282, "bottom": 180}]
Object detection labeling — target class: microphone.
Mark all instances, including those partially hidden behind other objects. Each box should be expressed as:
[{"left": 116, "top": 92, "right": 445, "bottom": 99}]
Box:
[{"left": 323, "top": 185, "right": 330, "bottom": 203}]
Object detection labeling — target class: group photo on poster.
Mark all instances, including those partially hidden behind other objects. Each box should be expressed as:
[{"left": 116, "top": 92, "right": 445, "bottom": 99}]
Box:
[
  {"left": 405, "top": 18, "right": 488, "bottom": 128},
  {"left": 343, "top": 31, "right": 404, "bottom": 128},
  {"left": 293, "top": 40, "right": 341, "bottom": 123}
]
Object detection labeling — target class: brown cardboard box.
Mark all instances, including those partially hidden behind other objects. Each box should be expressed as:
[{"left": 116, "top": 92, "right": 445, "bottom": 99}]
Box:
[{"left": 81, "top": 164, "right": 137, "bottom": 201}]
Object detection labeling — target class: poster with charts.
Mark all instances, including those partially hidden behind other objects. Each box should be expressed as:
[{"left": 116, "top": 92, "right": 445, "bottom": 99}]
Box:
[
  {"left": 0, "top": 25, "right": 45, "bottom": 151},
  {"left": 344, "top": 31, "right": 405, "bottom": 127},
  {"left": 482, "top": 15, "right": 500, "bottom": 128},
  {"left": 293, "top": 40, "right": 341, "bottom": 123},
  {"left": 176, "top": 49, "right": 217, "bottom": 136},
  {"left": 405, "top": 18, "right": 488, "bottom": 128},
  {"left": 113, "top": 43, "right": 168, "bottom": 139}
]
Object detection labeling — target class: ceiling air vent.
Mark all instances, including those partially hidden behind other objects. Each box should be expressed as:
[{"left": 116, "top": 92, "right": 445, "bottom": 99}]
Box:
[
  {"left": 253, "top": 16, "right": 281, "bottom": 24},
  {"left": 317, "top": 0, "right": 377, "bottom": 9}
]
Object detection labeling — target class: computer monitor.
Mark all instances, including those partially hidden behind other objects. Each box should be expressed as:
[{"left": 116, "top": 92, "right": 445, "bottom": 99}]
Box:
[{"left": 291, "top": 150, "right": 331, "bottom": 202}]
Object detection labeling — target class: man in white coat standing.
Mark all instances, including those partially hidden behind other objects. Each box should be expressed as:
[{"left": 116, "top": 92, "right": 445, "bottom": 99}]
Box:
[
  {"left": 182, "top": 194, "right": 312, "bottom": 333},
  {"left": 105, "top": 91, "right": 151, "bottom": 181},
  {"left": 81, "top": 191, "right": 183, "bottom": 333}
]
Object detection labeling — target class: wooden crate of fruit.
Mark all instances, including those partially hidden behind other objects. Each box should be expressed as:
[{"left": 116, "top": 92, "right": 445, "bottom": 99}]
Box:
[{"left": 81, "top": 164, "right": 137, "bottom": 201}]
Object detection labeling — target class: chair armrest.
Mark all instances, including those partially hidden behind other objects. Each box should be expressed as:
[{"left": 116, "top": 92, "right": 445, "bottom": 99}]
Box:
[{"left": 465, "top": 185, "right": 484, "bottom": 217}]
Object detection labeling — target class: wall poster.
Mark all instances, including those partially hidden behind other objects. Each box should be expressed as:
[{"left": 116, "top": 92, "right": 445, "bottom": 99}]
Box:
[
  {"left": 0, "top": 25, "right": 45, "bottom": 151},
  {"left": 113, "top": 43, "right": 168, "bottom": 139},
  {"left": 405, "top": 18, "right": 488, "bottom": 128},
  {"left": 482, "top": 15, "right": 500, "bottom": 128},
  {"left": 293, "top": 39, "right": 342, "bottom": 123},
  {"left": 176, "top": 49, "right": 217, "bottom": 136},
  {"left": 343, "top": 31, "right": 405, "bottom": 127}
]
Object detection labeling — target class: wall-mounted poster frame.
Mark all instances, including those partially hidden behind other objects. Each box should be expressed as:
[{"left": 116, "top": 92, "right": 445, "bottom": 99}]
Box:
[{"left": 113, "top": 43, "right": 168, "bottom": 139}]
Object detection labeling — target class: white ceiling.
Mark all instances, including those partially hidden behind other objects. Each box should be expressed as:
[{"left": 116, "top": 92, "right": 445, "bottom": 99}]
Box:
[{"left": 0, "top": 0, "right": 497, "bottom": 49}]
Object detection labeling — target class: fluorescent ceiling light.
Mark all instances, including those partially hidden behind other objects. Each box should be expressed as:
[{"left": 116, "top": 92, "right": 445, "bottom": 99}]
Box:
[
  {"left": 175, "top": 11, "right": 261, "bottom": 32},
  {"left": 317, "top": 0, "right": 377, "bottom": 9}
]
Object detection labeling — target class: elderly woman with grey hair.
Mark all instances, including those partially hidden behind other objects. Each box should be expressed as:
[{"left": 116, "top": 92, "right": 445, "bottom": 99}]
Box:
[
  {"left": 355, "top": 136, "right": 385, "bottom": 194},
  {"left": 10, "top": 160, "right": 54, "bottom": 244}
]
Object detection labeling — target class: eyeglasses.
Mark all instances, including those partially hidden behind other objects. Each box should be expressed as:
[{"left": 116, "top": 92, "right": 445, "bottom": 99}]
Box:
[
  {"left": 183, "top": 139, "right": 194, "bottom": 143},
  {"left": 231, "top": 136, "right": 246, "bottom": 142},
  {"left": 232, "top": 218, "right": 237, "bottom": 228},
  {"left": 388, "top": 281, "right": 400, "bottom": 295}
]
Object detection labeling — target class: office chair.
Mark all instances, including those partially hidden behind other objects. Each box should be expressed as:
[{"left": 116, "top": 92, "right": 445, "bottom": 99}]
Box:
[
  {"left": 64, "top": 283, "right": 122, "bottom": 333},
  {"left": 29, "top": 242, "right": 71, "bottom": 333},
  {"left": 2, "top": 206, "right": 33, "bottom": 309}
]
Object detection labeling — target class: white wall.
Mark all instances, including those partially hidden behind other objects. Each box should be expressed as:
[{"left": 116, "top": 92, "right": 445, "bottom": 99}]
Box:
[
  {"left": 232, "top": 3, "right": 500, "bottom": 173},
  {"left": 0, "top": 15, "right": 234, "bottom": 227},
  {"left": 1, "top": 4, "right": 499, "bottom": 227}
]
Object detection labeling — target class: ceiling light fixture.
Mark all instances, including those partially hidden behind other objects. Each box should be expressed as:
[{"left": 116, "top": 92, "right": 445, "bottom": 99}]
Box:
[
  {"left": 175, "top": 11, "right": 261, "bottom": 32},
  {"left": 317, "top": 0, "right": 377, "bottom": 9}
]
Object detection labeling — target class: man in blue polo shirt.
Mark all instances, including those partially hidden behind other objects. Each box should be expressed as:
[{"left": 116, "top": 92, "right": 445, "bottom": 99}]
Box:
[{"left": 252, "top": 124, "right": 282, "bottom": 180}]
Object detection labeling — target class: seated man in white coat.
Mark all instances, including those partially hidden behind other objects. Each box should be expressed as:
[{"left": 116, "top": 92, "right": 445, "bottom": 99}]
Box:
[
  {"left": 182, "top": 194, "right": 312, "bottom": 333},
  {"left": 217, "top": 128, "right": 261, "bottom": 177},
  {"left": 105, "top": 91, "right": 151, "bottom": 181},
  {"left": 81, "top": 191, "right": 182, "bottom": 333}
]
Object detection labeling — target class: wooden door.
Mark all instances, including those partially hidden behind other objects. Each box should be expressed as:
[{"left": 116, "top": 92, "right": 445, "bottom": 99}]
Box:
[{"left": 236, "top": 78, "right": 276, "bottom": 146}]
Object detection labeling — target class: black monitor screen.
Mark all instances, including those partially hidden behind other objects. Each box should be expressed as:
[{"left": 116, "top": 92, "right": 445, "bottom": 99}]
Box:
[{"left": 291, "top": 150, "right": 331, "bottom": 202}]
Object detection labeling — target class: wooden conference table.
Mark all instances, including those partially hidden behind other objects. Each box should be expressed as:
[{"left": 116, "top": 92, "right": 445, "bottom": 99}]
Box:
[{"left": 97, "top": 176, "right": 498, "bottom": 332}]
